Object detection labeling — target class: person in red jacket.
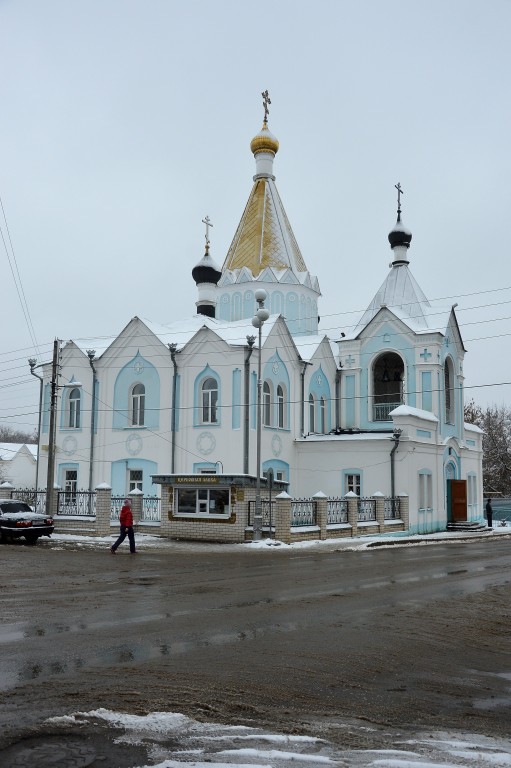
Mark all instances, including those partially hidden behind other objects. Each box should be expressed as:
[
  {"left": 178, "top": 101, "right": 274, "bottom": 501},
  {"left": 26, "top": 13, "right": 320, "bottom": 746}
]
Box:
[{"left": 110, "top": 498, "right": 136, "bottom": 554}]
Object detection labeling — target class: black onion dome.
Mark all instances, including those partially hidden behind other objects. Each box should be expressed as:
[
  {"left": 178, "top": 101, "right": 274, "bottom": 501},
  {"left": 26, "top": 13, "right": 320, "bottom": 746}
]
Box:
[
  {"left": 388, "top": 213, "right": 412, "bottom": 249},
  {"left": 192, "top": 249, "right": 222, "bottom": 285}
]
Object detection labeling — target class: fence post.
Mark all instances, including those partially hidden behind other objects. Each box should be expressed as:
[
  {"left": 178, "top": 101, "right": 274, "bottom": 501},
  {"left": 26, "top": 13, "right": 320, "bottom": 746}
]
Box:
[
  {"left": 159, "top": 484, "right": 173, "bottom": 538},
  {"left": 0, "top": 481, "right": 14, "bottom": 499},
  {"left": 373, "top": 491, "right": 385, "bottom": 531},
  {"left": 129, "top": 488, "right": 143, "bottom": 527},
  {"left": 345, "top": 491, "right": 358, "bottom": 537},
  {"left": 51, "top": 484, "right": 60, "bottom": 518},
  {"left": 313, "top": 491, "right": 328, "bottom": 540},
  {"left": 95, "top": 483, "right": 112, "bottom": 537},
  {"left": 398, "top": 493, "right": 409, "bottom": 530},
  {"left": 275, "top": 491, "right": 291, "bottom": 544}
]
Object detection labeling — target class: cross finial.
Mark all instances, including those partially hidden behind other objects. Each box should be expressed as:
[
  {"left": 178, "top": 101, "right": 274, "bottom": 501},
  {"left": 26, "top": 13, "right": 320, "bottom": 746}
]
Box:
[
  {"left": 395, "top": 182, "right": 403, "bottom": 215},
  {"left": 261, "top": 89, "right": 271, "bottom": 123},
  {"left": 202, "top": 215, "right": 213, "bottom": 248}
]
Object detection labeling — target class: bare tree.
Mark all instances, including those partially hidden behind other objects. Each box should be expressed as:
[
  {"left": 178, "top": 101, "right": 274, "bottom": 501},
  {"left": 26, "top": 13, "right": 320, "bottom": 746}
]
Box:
[
  {"left": 0, "top": 426, "right": 38, "bottom": 444},
  {"left": 465, "top": 400, "right": 511, "bottom": 496}
]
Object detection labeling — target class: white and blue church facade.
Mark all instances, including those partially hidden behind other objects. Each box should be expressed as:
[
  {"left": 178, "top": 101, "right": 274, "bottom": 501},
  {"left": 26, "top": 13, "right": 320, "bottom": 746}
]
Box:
[{"left": 36, "top": 106, "right": 483, "bottom": 536}]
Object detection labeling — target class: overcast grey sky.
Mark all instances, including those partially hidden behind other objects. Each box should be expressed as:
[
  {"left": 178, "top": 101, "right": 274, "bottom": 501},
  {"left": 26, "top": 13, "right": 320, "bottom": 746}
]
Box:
[{"left": 1, "top": 0, "right": 510, "bottom": 434}]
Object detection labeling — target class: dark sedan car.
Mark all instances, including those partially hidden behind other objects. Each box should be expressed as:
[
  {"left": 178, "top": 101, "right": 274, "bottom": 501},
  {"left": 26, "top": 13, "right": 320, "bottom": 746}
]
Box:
[{"left": 0, "top": 499, "right": 54, "bottom": 545}]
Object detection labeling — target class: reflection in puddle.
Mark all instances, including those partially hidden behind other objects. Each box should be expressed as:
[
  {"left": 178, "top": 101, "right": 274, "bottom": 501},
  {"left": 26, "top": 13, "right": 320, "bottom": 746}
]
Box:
[{"left": 1, "top": 622, "right": 298, "bottom": 691}]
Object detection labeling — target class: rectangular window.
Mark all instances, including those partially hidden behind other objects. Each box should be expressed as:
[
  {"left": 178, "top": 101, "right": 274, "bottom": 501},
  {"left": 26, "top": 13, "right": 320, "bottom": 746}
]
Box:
[
  {"left": 346, "top": 473, "right": 361, "bottom": 496},
  {"left": 419, "top": 472, "right": 433, "bottom": 511},
  {"left": 129, "top": 469, "right": 143, "bottom": 492},
  {"left": 176, "top": 487, "right": 230, "bottom": 517}
]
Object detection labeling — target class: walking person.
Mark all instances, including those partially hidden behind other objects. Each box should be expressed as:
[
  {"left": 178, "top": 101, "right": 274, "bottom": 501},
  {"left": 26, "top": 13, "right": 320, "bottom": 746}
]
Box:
[
  {"left": 485, "top": 497, "right": 493, "bottom": 529},
  {"left": 111, "top": 498, "right": 136, "bottom": 554}
]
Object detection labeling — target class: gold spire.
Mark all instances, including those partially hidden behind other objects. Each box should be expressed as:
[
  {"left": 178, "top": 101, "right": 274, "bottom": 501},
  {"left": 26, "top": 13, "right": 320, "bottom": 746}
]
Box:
[{"left": 250, "top": 89, "right": 279, "bottom": 155}]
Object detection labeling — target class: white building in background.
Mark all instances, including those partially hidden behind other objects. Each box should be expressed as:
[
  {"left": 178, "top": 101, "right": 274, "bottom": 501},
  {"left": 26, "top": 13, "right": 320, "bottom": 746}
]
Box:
[
  {"left": 0, "top": 443, "right": 37, "bottom": 488},
  {"left": 34, "top": 102, "right": 483, "bottom": 535}
]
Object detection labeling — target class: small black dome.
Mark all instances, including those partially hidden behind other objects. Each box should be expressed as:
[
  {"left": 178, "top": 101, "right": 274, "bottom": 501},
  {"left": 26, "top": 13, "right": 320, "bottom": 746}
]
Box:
[
  {"left": 192, "top": 249, "right": 222, "bottom": 285},
  {"left": 388, "top": 214, "right": 412, "bottom": 249}
]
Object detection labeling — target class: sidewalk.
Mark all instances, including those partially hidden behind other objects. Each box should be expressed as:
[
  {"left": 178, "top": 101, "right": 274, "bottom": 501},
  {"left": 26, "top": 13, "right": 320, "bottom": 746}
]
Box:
[{"left": 43, "top": 524, "right": 511, "bottom": 554}]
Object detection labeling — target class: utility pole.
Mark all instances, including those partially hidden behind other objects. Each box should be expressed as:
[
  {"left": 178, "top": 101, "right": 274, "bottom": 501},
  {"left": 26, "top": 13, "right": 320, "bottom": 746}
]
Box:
[{"left": 46, "top": 339, "right": 60, "bottom": 516}]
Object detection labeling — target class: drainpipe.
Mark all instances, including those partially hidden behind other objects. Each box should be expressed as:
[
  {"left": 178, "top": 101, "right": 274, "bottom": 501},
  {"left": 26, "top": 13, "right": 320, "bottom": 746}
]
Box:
[
  {"left": 390, "top": 428, "right": 402, "bottom": 499},
  {"left": 244, "top": 336, "right": 256, "bottom": 474},
  {"left": 168, "top": 344, "right": 178, "bottom": 474},
  {"left": 86, "top": 351, "right": 97, "bottom": 502},
  {"left": 28, "top": 359, "right": 43, "bottom": 491}
]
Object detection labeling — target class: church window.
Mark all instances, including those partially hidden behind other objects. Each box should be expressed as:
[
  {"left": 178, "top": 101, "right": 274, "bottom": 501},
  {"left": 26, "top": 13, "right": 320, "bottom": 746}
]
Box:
[
  {"left": 418, "top": 471, "right": 433, "bottom": 511},
  {"left": 263, "top": 381, "right": 272, "bottom": 426},
  {"left": 372, "top": 353, "right": 404, "bottom": 421},
  {"left": 444, "top": 358, "right": 454, "bottom": 424},
  {"left": 277, "top": 384, "right": 285, "bottom": 428},
  {"left": 309, "top": 394, "right": 315, "bottom": 433},
  {"left": 201, "top": 377, "right": 218, "bottom": 424},
  {"left": 320, "top": 396, "right": 327, "bottom": 434},
  {"left": 131, "top": 383, "right": 145, "bottom": 426},
  {"left": 346, "top": 473, "right": 361, "bottom": 496},
  {"left": 129, "top": 469, "right": 143, "bottom": 492},
  {"left": 68, "top": 387, "right": 81, "bottom": 428}
]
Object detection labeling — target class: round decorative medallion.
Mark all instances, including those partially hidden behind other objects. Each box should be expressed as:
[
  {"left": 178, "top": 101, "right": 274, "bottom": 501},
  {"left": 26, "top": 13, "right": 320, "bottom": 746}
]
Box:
[
  {"left": 133, "top": 360, "right": 144, "bottom": 374},
  {"left": 272, "top": 361, "right": 279, "bottom": 375},
  {"left": 62, "top": 436, "right": 77, "bottom": 456},
  {"left": 197, "top": 431, "right": 216, "bottom": 455},
  {"left": 271, "top": 434, "right": 282, "bottom": 457},
  {"left": 126, "top": 433, "right": 143, "bottom": 456}
]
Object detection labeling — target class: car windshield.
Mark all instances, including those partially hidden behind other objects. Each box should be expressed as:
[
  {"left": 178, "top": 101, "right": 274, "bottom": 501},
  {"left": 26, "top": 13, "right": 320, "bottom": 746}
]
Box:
[{"left": 0, "top": 502, "right": 32, "bottom": 514}]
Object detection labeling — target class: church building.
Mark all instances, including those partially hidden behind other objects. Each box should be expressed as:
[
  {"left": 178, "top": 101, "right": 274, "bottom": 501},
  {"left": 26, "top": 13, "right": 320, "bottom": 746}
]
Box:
[{"left": 36, "top": 96, "right": 483, "bottom": 536}]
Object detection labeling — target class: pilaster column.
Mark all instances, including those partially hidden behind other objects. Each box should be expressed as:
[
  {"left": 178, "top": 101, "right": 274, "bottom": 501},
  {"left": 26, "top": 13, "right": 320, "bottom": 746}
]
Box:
[
  {"left": 129, "top": 488, "right": 143, "bottom": 526},
  {"left": 313, "top": 491, "right": 328, "bottom": 540},
  {"left": 345, "top": 491, "right": 358, "bottom": 537},
  {"left": 95, "top": 483, "right": 112, "bottom": 537},
  {"left": 159, "top": 484, "right": 173, "bottom": 538},
  {"left": 275, "top": 491, "right": 291, "bottom": 544},
  {"left": 398, "top": 493, "right": 409, "bottom": 530}
]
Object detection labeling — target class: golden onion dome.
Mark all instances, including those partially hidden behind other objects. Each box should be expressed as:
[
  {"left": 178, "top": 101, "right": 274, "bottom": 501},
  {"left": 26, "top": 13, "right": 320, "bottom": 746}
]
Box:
[{"left": 250, "top": 121, "right": 279, "bottom": 156}]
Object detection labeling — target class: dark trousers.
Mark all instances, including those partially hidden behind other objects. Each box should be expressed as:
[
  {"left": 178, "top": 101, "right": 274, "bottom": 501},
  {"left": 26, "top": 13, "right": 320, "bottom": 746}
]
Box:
[
  {"left": 487, "top": 513, "right": 493, "bottom": 528},
  {"left": 112, "top": 525, "right": 136, "bottom": 552}
]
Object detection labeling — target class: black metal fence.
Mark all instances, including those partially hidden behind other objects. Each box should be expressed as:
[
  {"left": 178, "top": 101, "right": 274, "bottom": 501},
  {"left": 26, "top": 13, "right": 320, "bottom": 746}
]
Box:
[
  {"left": 327, "top": 499, "right": 348, "bottom": 524},
  {"left": 11, "top": 489, "right": 47, "bottom": 514},
  {"left": 291, "top": 500, "right": 317, "bottom": 527},
  {"left": 384, "top": 497, "right": 400, "bottom": 519},
  {"left": 57, "top": 491, "right": 96, "bottom": 516},
  {"left": 248, "top": 500, "right": 273, "bottom": 527},
  {"left": 357, "top": 498, "right": 376, "bottom": 522}
]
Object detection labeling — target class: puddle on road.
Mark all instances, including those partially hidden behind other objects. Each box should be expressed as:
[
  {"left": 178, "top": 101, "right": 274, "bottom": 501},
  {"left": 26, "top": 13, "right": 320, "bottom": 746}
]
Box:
[{"left": 0, "top": 621, "right": 299, "bottom": 691}]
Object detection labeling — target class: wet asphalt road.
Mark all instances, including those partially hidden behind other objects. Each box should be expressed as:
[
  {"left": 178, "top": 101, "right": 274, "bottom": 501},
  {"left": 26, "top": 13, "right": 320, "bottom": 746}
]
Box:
[{"left": 0, "top": 536, "right": 510, "bottom": 761}]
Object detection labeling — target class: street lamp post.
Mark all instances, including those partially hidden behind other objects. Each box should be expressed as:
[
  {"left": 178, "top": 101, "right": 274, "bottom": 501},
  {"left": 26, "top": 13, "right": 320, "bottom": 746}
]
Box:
[{"left": 252, "top": 288, "right": 270, "bottom": 541}]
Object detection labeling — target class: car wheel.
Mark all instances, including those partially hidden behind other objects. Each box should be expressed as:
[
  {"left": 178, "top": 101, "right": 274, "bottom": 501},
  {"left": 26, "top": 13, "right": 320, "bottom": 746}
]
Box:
[{"left": 0, "top": 531, "right": 10, "bottom": 544}]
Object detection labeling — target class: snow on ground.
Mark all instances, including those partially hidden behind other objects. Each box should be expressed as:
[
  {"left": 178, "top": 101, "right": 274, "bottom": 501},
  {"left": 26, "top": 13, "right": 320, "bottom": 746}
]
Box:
[
  {"left": 45, "top": 524, "right": 511, "bottom": 556},
  {"left": 46, "top": 709, "right": 511, "bottom": 766}
]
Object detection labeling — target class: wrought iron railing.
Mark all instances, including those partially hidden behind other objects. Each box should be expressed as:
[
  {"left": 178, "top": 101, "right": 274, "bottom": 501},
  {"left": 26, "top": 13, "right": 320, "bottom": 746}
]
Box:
[
  {"left": 110, "top": 496, "right": 124, "bottom": 522},
  {"left": 291, "top": 500, "right": 317, "bottom": 527},
  {"left": 142, "top": 496, "right": 161, "bottom": 522},
  {"left": 248, "top": 500, "right": 273, "bottom": 527},
  {"left": 357, "top": 498, "right": 376, "bottom": 522},
  {"left": 11, "top": 489, "right": 47, "bottom": 514},
  {"left": 384, "top": 497, "right": 400, "bottom": 519},
  {"left": 57, "top": 491, "right": 96, "bottom": 516},
  {"left": 373, "top": 402, "right": 402, "bottom": 421},
  {"left": 327, "top": 498, "right": 348, "bottom": 524}
]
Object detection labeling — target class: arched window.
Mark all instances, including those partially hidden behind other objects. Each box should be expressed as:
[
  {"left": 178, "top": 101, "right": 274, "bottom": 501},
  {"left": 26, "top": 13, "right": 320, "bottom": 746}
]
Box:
[
  {"left": 131, "top": 383, "right": 145, "bottom": 426},
  {"left": 372, "top": 352, "right": 404, "bottom": 421},
  {"left": 263, "top": 381, "right": 272, "bottom": 426},
  {"left": 309, "top": 394, "right": 315, "bottom": 433},
  {"left": 320, "top": 396, "right": 326, "bottom": 434},
  {"left": 444, "top": 358, "right": 454, "bottom": 424},
  {"left": 277, "top": 384, "right": 285, "bottom": 428},
  {"left": 68, "top": 387, "right": 81, "bottom": 428},
  {"left": 201, "top": 377, "right": 218, "bottom": 424}
]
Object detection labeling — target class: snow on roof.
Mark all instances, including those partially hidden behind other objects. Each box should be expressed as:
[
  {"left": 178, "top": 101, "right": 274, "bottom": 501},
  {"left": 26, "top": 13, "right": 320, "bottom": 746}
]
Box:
[
  {"left": 390, "top": 404, "right": 439, "bottom": 422},
  {"left": 465, "top": 422, "right": 484, "bottom": 434},
  {"left": 141, "top": 314, "right": 281, "bottom": 351},
  {"left": 300, "top": 432, "right": 392, "bottom": 442},
  {"left": 293, "top": 334, "right": 328, "bottom": 362},
  {"left": 0, "top": 443, "right": 37, "bottom": 460}
]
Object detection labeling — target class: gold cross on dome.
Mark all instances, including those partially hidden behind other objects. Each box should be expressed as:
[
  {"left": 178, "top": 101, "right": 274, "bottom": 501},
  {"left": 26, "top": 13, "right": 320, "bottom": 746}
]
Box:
[
  {"left": 202, "top": 215, "right": 213, "bottom": 246},
  {"left": 262, "top": 90, "right": 271, "bottom": 123}
]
